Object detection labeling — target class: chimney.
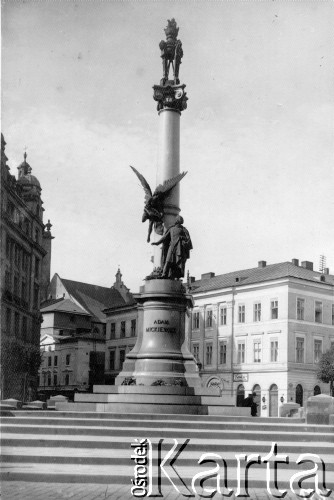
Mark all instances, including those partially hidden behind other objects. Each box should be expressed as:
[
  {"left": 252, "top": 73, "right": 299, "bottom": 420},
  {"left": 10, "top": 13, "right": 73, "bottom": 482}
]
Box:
[
  {"left": 201, "top": 272, "right": 215, "bottom": 280},
  {"left": 324, "top": 268, "right": 330, "bottom": 275},
  {"left": 258, "top": 261, "right": 267, "bottom": 268},
  {"left": 190, "top": 276, "right": 195, "bottom": 283},
  {"left": 291, "top": 259, "right": 299, "bottom": 266},
  {"left": 301, "top": 261, "right": 313, "bottom": 271}
]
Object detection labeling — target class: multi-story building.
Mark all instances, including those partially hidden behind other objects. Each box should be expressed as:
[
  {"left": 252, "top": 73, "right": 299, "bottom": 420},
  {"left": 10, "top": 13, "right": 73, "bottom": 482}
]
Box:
[
  {"left": 104, "top": 294, "right": 137, "bottom": 385},
  {"left": 188, "top": 259, "right": 334, "bottom": 417},
  {"left": 38, "top": 269, "right": 134, "bottom": 396},
  {"left": 1, "top": 134, "right": 52, "bottom": 399},
  {"left": 103, "top": 271, "right": 137, "bottom": 384}
]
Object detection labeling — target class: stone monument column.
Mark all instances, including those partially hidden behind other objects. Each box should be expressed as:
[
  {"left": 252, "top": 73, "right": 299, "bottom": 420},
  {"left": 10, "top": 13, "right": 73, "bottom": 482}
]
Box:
[
  {"left": 57, "top": 19, "right": 242, "bottom": 415},
  {"left": 117, "top": 19, "right": 198, "bottom": 387}
]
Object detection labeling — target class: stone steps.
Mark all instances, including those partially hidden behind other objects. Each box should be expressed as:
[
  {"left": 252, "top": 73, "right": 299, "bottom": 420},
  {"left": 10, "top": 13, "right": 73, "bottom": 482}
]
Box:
[
  {"left": 1, "top": 414, "right": 328, "bottom": 432},
  {"left": 1, "top": 423, "right": 332, "bottom": 442},
  {"left": 1, "top": 411, "right": 333, "bottom": 492},
  {"left": 5, "top": 410, "right": 305, "bottom": 423}
]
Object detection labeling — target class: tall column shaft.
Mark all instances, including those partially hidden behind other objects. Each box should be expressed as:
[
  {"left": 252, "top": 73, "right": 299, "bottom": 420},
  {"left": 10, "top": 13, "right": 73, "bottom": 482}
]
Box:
[{"left": 154, "top": 108, "right": 181, "bottom": 267}]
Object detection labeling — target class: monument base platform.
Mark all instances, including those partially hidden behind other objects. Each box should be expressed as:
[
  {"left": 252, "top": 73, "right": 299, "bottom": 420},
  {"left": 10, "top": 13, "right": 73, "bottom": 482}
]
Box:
[{"left": 56, "top": 385, "right": 251, "bottom": 416}]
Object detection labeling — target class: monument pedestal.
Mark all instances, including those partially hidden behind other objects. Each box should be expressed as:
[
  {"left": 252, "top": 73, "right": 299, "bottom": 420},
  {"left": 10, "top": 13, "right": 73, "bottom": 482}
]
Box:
[{"left": 116, "top": 279, "right": 201, "bottom": 387}]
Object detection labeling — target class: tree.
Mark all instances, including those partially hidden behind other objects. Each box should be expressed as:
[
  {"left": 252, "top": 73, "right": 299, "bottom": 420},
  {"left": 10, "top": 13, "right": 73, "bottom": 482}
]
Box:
[
  {"left": 317, "top": 345, "right": 334, "bottom": 396},
  {"left": 1, "top": 337, "right": 43, "bottom": 399}
]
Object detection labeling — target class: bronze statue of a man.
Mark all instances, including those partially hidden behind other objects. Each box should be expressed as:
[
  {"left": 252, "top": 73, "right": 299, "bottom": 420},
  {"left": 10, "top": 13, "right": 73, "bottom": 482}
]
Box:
[{"left": 152, "top": 215, "right": 192, "bottom": 279}]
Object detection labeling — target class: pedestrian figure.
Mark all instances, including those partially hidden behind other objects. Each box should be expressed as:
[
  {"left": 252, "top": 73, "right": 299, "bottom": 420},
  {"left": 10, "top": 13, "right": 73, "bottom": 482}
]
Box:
[{"left": 242, "top": 392, "right": 258, "bottom": 417}]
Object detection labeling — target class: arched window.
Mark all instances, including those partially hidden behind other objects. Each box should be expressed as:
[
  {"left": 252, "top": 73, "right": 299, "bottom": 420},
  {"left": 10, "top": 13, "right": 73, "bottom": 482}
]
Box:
[
  {"left": 296, "top": 384, "right": 303, "bottom": 406},
  {"left": 313, "top": 385, "right": 321, "bottom": 396},
  {"left": 236, "top": 384, "right": 245, "bottom": 407},
  {"left": 253, "top": 384, "right": 261, "bottom": 417},
  {"left": 269, "top": 384, "right": 278, "bottom": 417}
]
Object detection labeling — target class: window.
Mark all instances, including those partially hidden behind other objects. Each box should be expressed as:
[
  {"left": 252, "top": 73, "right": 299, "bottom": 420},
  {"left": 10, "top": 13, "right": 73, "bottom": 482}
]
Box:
[
  {"left": 5, "top": 269, "right": 11, "bottom": 290},
  {"left": 237, "top": 341, "right": 245, "bottom": 364},
  {"left": 65, "top": 374, "right": 70, "bottom": 386},
  {"left": 110, "top": 323, "right": 116, "bottom": 339},
  {"left": 33, "top": 284, "right": 39, "bottom": 309},
  {"left": 14, "top": 312, "right": 20, "bottom": 335},
  {"left": 314, "top": 339, "right": 323, "bottom": 363},
  {"left": 120, "top": 321, "right": 126, "bottom": 338},
  {"left": 219, "top": 342, "right": 227, "bottom": 364},
  {"left": 110, "top": 351, "right": 115, "bottom": 370},
  {"left": 332, "top": 305, "right": 334, "bottom": 326},
  {"left": 297, "top": 298, "right": 305, "bottom": 320},
  {"left": 6, "top": 308, "right": 11, "bottom": 333},
  {"left": 254, "top": 303, "right": 261, "bottom": 322},
  {"left": 296, "top": 338, "right": 304, "bottom": 363},
  {"left": 47, "top": 374, "right": 51, "bottom": 386},
  {"left": 34, "top": 257, "right": 40, "bottom": 279},
  {"left": 119, "top": 349, "right": 126, "bottom": 368},
  {"left": 193, "top": 312, "right": 200, "bottom": 329},
  {"left": 48, "top": 356, "right": 52, "bottom": 367},
  {"left": 21, "top": 279, "right": 27, "bottom": 300},
  {"left": 206, "top": 310, "right": 213, "bottom": 328},
  {"left": 53, "top": 375, "right": 58, "bottom": 386},
  {"left": 315, "top": 301, "right": 323, "bottom": 323},
  {"left": 206, "top": 344, "right": 213, "bottom": 365},
  {"left": 193, "top": 344, "right": 199, "bottom": 362},
  {"left": 66, "top": 354, "right": 71, "bottom": 366},
  {"left": 22, "top": 317, "right": 27, "bottom": 341},
  {"left": 238, "top": 305, "right": 245, "bottom": 323},
  {"left": 271, "top": 300, "right": 278, "bottom": 320},
  {"left": 270, "top": 340, "right": 278, "bottom": 362},
  {"left": 59, "top": 330, "right": 64, "bottom": 336},
  {"left": 54, "top": 355, "right": 58, "bottom": 367},
  {"left": 14, "top": 275, "right": 19, "bottom": 296},
  {"left": 6, "top": 237, "right": 11, "bottom": 258},
  {"left": 253, "top": 340, "right": 261, "bottom": 363},
  {"left": 220, "top": 307, "right": 227, "bottom": 326},
  {"left": 131, "top": 319, "right": 136, "bottom": 336}
]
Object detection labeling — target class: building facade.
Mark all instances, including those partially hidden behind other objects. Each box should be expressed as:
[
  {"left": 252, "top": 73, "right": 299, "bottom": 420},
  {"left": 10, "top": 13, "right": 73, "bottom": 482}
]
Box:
[
  {"left": 104, "top": 299, "right": 138, "bottom": 384},
  {"left": 188, "top": 259, "right": 334, "bottom": 417},
  {"left": 38, "top": 269, "right": 134, "bottom": 396},
  {"left": 1, "top": 134, "right": 52, "bottom": 399},
  {"left": 103, "top": 269, "right": 137, "bottom": 384}
]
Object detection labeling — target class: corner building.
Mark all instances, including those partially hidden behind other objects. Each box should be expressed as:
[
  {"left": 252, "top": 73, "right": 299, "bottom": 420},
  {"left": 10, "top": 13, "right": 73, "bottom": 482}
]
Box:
[
  {"left": 189, "top": 259, "right": 334, "bottom": 417},
  {"left": 1, "top": 134, "right": 52, "bottom": 399}
]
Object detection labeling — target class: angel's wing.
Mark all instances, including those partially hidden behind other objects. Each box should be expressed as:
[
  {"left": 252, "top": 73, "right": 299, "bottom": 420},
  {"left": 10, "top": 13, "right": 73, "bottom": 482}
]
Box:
[
  {"left": 130, "top": 166, "right": 152, "bottom": 202},
  {"left": 153, "top": 171, "right": 187, "bottom": 196}
]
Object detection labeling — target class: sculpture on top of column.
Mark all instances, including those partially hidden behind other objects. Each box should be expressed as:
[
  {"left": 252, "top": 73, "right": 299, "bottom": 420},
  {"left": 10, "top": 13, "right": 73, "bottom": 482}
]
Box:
[
  {"left": 153, "top": 19, "right": 188, "bottom": 112},
  {"left": 130, "top": 165, "right": 187, "bottom": 242},
  {"left": 159, "top": 18, "right": 183, "bottom": 85}
]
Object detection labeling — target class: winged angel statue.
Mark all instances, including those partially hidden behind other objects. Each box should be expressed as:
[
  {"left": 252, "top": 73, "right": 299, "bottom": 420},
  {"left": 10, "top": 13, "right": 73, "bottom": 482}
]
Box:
[{"left": 130, "top": 166, "right": 187, "bottom": 242}]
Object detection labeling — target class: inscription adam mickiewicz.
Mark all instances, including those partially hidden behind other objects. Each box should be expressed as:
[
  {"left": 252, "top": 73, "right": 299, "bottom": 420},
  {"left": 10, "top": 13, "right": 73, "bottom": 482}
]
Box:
[{"left": 146, "top": 319, "right": 177, "bottom": 334}]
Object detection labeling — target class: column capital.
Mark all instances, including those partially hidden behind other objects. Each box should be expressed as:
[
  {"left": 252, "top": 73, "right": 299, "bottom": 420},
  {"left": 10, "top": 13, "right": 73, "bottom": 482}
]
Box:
[{"left": 153, "top": 84, "right": 188, "bottom": 113}]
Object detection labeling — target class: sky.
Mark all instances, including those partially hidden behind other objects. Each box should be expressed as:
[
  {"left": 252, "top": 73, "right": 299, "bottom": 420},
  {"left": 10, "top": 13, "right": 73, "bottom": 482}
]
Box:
[{"left": 2, "top": 0, "right": 334, "bottom": 293}]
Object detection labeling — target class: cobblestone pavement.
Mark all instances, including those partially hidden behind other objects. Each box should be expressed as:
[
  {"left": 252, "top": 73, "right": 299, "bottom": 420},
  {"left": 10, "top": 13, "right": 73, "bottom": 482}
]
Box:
[{"left": 1, "top": 482, "right": 332, "bottom": 500}]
